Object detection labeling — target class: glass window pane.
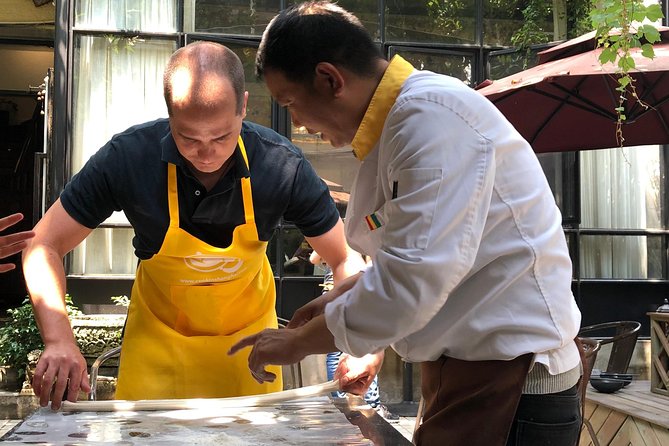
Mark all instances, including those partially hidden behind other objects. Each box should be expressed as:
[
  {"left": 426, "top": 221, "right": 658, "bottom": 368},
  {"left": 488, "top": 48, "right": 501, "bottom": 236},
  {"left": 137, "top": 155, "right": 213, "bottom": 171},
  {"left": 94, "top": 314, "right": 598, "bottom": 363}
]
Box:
[
  {"left": 188, "top": 0, "right": 280, "bottom": 35},
  {"left": 70, "top": 36, "right": 175, "bottom": 276},
  {"left": 564, "top": 232, "right": 578, "bottom": 278},
  {"left": 227, "top": 43, "right": 272, "bottom": 128},
  {"left": 537, "top": 151, "right": 578, "bottom": 225},
  {"left": 579, "top": 234, "right": 663, "bottom": 279},
  {"left": 292, "top": 128, "right": 358, "bottom": 200},
  {"left": 580, "top": 146, "right": 661, "bottom": 230},
  {"left": 75, "top": 0, "right": 177, "bottom": 32},
  {"left": 483, "top": 0, "right": 559, "bottom": 46},
  {"left": 280, "top": 226, "right": 315, "bottom": 277},
  {"left": 488, "top": 47, "right": 543, "bottom": 80},
  {"left": 389, "top": 46, "right": 474, "bottom": 86},
  {"left": 72, "top": 35, "right": 175, "bottom": 174},
  {"left": 484, "top": 1, "right": 592, "bottom": 47},
  {"left": 386, "top": 0, "right": 476, "bottom": 44},
  {"left": 70, "top": 227, "right": 136, "bottom": 276}
]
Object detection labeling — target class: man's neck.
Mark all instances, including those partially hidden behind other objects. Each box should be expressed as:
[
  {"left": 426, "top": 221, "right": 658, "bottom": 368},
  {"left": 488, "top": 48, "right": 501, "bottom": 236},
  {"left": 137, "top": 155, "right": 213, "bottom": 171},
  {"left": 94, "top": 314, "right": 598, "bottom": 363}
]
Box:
[{"left": 188, "top": 157, "right": 235, "bottom": 191}]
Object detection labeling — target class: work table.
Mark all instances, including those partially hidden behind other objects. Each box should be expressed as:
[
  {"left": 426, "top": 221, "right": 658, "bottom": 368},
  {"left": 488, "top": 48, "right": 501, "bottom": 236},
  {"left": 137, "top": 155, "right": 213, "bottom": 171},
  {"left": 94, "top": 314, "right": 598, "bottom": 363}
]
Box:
[{"left": 1, "top": 395, "right": 411, "bottom": 445}]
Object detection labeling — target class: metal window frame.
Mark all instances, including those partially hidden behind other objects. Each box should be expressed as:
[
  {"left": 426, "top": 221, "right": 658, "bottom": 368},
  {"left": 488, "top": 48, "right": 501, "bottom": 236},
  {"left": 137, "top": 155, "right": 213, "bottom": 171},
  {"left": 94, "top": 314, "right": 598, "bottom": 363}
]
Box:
[{"left": 51, "top": 0, "right": 669, "bottom": 317}]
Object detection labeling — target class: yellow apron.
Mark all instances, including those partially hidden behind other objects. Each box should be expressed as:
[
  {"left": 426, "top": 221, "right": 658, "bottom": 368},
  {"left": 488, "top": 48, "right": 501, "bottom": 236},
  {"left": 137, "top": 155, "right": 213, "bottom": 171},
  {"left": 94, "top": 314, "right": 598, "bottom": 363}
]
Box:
[{"left": 115, "top": 136, "right": 282, "bottom": 400}]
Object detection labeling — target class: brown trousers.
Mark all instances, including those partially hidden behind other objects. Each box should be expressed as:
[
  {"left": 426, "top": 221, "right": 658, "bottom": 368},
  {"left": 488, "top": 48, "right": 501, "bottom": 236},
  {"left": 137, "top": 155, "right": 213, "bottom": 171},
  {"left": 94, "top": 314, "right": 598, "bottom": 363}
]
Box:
[{"left": 414, "top": 353, "right": 534, "bottom": 446}]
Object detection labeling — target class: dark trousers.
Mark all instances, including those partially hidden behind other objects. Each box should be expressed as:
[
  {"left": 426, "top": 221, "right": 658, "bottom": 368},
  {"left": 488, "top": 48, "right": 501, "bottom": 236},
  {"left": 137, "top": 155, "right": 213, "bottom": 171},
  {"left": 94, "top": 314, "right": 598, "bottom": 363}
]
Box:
[
  {"left": 414, "top": 353, "right": 533, "bottom": 446},
  {"left": 506, "top": 385, "right": 581, "bottom": 446}
]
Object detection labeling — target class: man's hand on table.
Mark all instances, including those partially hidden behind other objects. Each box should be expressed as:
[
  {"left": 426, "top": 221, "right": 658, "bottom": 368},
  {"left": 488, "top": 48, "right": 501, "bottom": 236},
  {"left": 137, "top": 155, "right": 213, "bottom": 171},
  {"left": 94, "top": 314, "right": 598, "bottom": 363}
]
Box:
[
  {"left": 335, "top": 351, "right": 385, "bottom": 396},
  {"left": 228, "top": 326, "right": 309, "bottom": 384},
  {"left": 33, "top": 341, "right": 90, "bottom": 410}
]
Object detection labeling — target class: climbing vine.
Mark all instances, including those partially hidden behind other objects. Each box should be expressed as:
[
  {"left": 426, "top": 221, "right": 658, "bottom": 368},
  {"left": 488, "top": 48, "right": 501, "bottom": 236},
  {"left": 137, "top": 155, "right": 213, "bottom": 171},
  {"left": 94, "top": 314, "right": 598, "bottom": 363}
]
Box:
[{"left": 590, "top": 0, "right": 664, "bottom": 145}]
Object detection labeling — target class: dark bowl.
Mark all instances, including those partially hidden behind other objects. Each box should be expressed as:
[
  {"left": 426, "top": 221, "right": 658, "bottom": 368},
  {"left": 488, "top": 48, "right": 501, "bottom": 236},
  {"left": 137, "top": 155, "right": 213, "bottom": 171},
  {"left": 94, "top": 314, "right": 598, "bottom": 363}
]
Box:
[
  {"left": 599, "top": 373, "right": 634, "bottom": 387},
  {"left": 589, "top": 376, "right": 625, "bottom": 393}
]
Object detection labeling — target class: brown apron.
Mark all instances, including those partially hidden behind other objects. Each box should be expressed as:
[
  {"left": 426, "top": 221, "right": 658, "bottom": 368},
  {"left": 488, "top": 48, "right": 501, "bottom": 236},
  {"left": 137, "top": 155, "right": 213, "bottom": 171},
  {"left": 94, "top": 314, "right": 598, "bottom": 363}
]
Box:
[{"left": 414, "top": 353, "right": 533, "bottom": 446}]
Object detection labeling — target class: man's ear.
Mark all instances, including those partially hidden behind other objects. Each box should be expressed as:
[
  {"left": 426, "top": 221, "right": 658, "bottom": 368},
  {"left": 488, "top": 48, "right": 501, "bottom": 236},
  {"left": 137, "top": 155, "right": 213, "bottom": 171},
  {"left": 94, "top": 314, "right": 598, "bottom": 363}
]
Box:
[
  {"left": 241, "top": 91, "right": 249, "bottom": 118},
  {"left": 314, "top": 62, "right": 345, "bottom": 97}
]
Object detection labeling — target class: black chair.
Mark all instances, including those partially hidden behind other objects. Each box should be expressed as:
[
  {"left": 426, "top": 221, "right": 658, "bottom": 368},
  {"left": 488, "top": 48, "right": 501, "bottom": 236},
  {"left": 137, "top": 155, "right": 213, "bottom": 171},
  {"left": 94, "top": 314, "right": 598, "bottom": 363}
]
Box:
[{"left": 577, "top": 321, "right": 641, "bottom": 374}]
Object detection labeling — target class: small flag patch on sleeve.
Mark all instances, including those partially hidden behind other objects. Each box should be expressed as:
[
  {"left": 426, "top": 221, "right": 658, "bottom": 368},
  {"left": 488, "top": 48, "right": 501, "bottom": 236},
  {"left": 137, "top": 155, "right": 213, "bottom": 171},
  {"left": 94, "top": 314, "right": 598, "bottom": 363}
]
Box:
[{"left": 364, "top": 213, "right": 383, "bottom": 230}]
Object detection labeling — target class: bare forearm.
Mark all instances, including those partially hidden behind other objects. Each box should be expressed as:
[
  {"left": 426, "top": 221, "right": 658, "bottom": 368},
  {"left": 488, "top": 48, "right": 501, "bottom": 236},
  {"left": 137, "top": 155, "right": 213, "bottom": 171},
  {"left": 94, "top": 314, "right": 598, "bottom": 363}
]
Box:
[
  {"left": 21, "top": 200, "right": 92, "bottom": 408},
  {"left": 23, "top": 242, "right": 76, "bottom": 345},
  {"left": 306, "top": 219, "right": 366, "bottom": 284},
  {"left": 295, "top": 315, "right": 338, "bottom": 355},
  {"left": 22, "top": 199, "right": 92, "bottom": 346},
  {"left": 330, "top": 252, "right": 366, "bottom": 283}
]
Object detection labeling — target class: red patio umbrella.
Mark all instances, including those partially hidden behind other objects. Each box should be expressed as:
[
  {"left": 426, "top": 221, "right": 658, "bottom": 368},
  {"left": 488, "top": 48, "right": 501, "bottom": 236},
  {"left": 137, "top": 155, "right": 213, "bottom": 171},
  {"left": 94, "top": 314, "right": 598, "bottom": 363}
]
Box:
[{"left": 476, "top": 28, "right": 669, "bottom": 153}]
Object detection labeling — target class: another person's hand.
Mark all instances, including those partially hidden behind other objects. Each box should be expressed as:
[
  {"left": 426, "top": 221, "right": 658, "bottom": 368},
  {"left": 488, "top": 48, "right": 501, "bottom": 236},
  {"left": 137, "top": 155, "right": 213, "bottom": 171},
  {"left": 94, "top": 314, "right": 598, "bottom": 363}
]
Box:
[
  {"left": 230, "top": 315, "right": 337, "bottom": 384},
  {"left": 287, "top": 293, "right": 334, "bottom": 328},
  {"left": 32, "top": 341, "right": 90, "bottom": 410},
  {"left": 0, "top": 213, "right": 35, "bottom": 273},
  {"left": 335, "top": 351, "right": 385, "bottom": 396},
  {"left": 228, "top": 327, "right": 308, "bottom": 384},
  {"left": 287, "top": 272, "right": 363, "bottom": 329}
]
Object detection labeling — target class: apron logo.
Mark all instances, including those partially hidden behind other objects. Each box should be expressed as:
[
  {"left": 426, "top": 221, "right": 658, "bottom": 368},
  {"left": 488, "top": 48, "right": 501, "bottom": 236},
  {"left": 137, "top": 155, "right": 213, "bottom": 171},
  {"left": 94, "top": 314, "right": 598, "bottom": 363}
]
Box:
[{"left": 184, "top": 252, "right": 244, "bottom": 273}]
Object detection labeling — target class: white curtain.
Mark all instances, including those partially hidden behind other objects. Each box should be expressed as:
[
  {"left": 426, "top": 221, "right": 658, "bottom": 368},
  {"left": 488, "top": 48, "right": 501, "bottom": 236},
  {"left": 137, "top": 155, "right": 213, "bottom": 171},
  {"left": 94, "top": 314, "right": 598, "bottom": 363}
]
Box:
[
  {"left": 74, "top": 0, "right": 176, "bottom": 32},
  {"left": 580, "top": 145, "right": 661, "bottom": 278},
  {"left": 69, "top": 2, "right": 175, "bottom": 276}
]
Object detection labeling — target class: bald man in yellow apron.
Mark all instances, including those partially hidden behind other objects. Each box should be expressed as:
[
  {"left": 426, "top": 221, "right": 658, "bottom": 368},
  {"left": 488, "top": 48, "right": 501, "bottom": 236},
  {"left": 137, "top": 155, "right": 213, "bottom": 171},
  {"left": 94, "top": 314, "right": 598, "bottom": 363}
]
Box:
[
  {"left": 115, "top": 137, "right": 281, "bottom": 399},
  {"left": 23, "top": 41, "right": 362, "bottom": 409}
]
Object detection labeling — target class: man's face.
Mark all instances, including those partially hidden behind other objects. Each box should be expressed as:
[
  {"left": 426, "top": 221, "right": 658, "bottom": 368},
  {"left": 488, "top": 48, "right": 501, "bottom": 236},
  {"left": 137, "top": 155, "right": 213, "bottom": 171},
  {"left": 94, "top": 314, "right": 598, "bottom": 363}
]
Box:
[
  {"left": 263, "top": 69, "right": 354, "bottom": 148},
  {"left": 169, "top": 82, "right": 248, "bottom": 174}
]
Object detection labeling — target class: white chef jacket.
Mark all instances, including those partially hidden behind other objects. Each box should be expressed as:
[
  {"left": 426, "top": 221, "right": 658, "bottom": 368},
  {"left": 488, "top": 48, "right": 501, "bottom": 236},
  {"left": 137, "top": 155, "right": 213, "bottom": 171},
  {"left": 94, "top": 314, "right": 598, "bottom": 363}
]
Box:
[{"left": 324, "top": 56, "right": 581, "bottom": 375}]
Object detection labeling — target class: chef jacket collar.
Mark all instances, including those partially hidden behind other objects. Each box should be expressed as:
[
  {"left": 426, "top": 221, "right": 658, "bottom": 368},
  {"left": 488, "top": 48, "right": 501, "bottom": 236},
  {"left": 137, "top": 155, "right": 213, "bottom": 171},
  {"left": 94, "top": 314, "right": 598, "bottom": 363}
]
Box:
[{"left": 351, "top": 55, "right": 415, "bottom": 161}]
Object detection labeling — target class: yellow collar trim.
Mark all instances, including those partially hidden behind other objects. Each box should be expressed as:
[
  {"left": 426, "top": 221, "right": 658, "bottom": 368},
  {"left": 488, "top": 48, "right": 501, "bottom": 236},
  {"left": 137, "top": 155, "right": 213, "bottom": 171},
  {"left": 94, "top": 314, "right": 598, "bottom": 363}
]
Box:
[{"left": 351, "top": 55, "right": 415, "bottom": 161}]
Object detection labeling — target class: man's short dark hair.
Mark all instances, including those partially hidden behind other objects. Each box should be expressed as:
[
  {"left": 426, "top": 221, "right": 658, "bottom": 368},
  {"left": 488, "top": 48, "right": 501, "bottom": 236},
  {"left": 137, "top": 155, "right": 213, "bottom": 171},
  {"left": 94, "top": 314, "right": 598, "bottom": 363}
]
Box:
[{"left": 256, "top": 1, "right": 383, "bottom": 82}]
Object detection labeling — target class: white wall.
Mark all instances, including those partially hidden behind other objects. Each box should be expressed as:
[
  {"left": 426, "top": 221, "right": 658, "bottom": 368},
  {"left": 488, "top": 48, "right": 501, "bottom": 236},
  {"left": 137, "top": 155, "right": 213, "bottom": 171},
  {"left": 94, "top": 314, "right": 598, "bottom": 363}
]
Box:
[
  {"left": 0, "top": 44, "right": 53, "bottom": 123},
  {"left": 0, "top": 45, "right": 53, "bottom": 91}
]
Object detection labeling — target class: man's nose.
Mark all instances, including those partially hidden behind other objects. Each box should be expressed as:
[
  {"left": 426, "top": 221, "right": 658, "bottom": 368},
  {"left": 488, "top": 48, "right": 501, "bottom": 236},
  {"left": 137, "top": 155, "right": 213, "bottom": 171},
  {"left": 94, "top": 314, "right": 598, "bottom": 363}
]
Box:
[{"left": 197, "top": 146, "right": 214, "bottom": 158}]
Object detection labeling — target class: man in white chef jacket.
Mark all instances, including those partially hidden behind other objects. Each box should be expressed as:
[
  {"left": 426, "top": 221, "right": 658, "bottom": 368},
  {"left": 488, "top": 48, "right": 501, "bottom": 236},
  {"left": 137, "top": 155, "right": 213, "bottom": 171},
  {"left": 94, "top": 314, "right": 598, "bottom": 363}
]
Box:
[{"left": 230, "top": 2, "right": 583, "bottom": 445}]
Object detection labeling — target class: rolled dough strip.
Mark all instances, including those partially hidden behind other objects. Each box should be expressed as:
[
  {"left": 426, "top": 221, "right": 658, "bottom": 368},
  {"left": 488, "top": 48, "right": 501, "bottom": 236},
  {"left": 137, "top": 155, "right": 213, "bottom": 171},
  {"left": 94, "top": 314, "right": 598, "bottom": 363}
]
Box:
[{"left": 61, "top": 379, "right": 340, "bottom": 412}]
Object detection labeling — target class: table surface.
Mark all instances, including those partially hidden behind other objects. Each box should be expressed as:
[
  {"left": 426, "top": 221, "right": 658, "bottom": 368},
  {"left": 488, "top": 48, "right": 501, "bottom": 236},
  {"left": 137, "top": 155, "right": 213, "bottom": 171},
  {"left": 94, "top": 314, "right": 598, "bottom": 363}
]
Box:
[
  {"left": 586, "top": 379, "right": 669, "bottom": 429},
  {"left": 1, "top": 395, "right": 411, "bottom": 445}
]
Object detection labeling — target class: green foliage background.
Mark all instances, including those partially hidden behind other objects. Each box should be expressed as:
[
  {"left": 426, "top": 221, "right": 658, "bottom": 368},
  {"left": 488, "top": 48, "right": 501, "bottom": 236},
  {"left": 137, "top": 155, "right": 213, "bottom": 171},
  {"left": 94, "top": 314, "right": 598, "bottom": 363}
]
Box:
[{"left": 0, "top": 297, "right": 81, "bottom": 382}]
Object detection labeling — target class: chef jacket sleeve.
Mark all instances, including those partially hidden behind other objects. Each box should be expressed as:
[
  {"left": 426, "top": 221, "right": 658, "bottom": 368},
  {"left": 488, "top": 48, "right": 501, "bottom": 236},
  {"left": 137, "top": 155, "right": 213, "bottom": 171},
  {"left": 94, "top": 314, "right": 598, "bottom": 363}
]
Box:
[{"left": 325, "top": 96, "right": 496, "bottom": 358}]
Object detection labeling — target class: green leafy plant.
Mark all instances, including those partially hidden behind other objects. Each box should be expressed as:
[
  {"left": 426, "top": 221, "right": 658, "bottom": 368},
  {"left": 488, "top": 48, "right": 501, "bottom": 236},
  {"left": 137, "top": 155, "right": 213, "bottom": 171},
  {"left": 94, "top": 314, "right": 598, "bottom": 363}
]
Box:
[
  {"left": 426, "top": 0, "right": 467, "bottom": 36},
  {"left": 0, "top": 296, "right": 81, "bottom": 383},
  {"left": 0, "top": 300, "right": 42, "bottom": 383},
  {"left": 590, "top": 0, "right": 664, "bottom": 145},
  {"left": 105, "top": 34, "right": 139, "bottom": 54},
  {"left": 72, "top": 297, "right": 126, "bottom": 360},
  {"left": 110, "top": 294, "right": 130, "bottom": 308}
]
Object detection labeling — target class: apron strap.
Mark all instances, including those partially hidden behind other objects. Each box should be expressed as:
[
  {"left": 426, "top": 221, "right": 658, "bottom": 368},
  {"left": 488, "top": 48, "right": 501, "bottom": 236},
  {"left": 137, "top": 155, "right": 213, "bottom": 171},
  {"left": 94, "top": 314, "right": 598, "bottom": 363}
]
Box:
[
  {"left": 237, "top": 136, "right": 255, "bottom": 226},
  {"left": 167, "top": 163, "right": 180, "bottom": 228}
]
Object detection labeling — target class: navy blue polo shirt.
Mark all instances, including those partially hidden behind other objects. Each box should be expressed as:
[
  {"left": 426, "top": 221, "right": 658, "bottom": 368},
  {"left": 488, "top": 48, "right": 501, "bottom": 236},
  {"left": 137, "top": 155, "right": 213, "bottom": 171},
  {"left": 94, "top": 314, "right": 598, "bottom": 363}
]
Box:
[{"left": 60, "top": 119, "right": 339, "bottom": 260}]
